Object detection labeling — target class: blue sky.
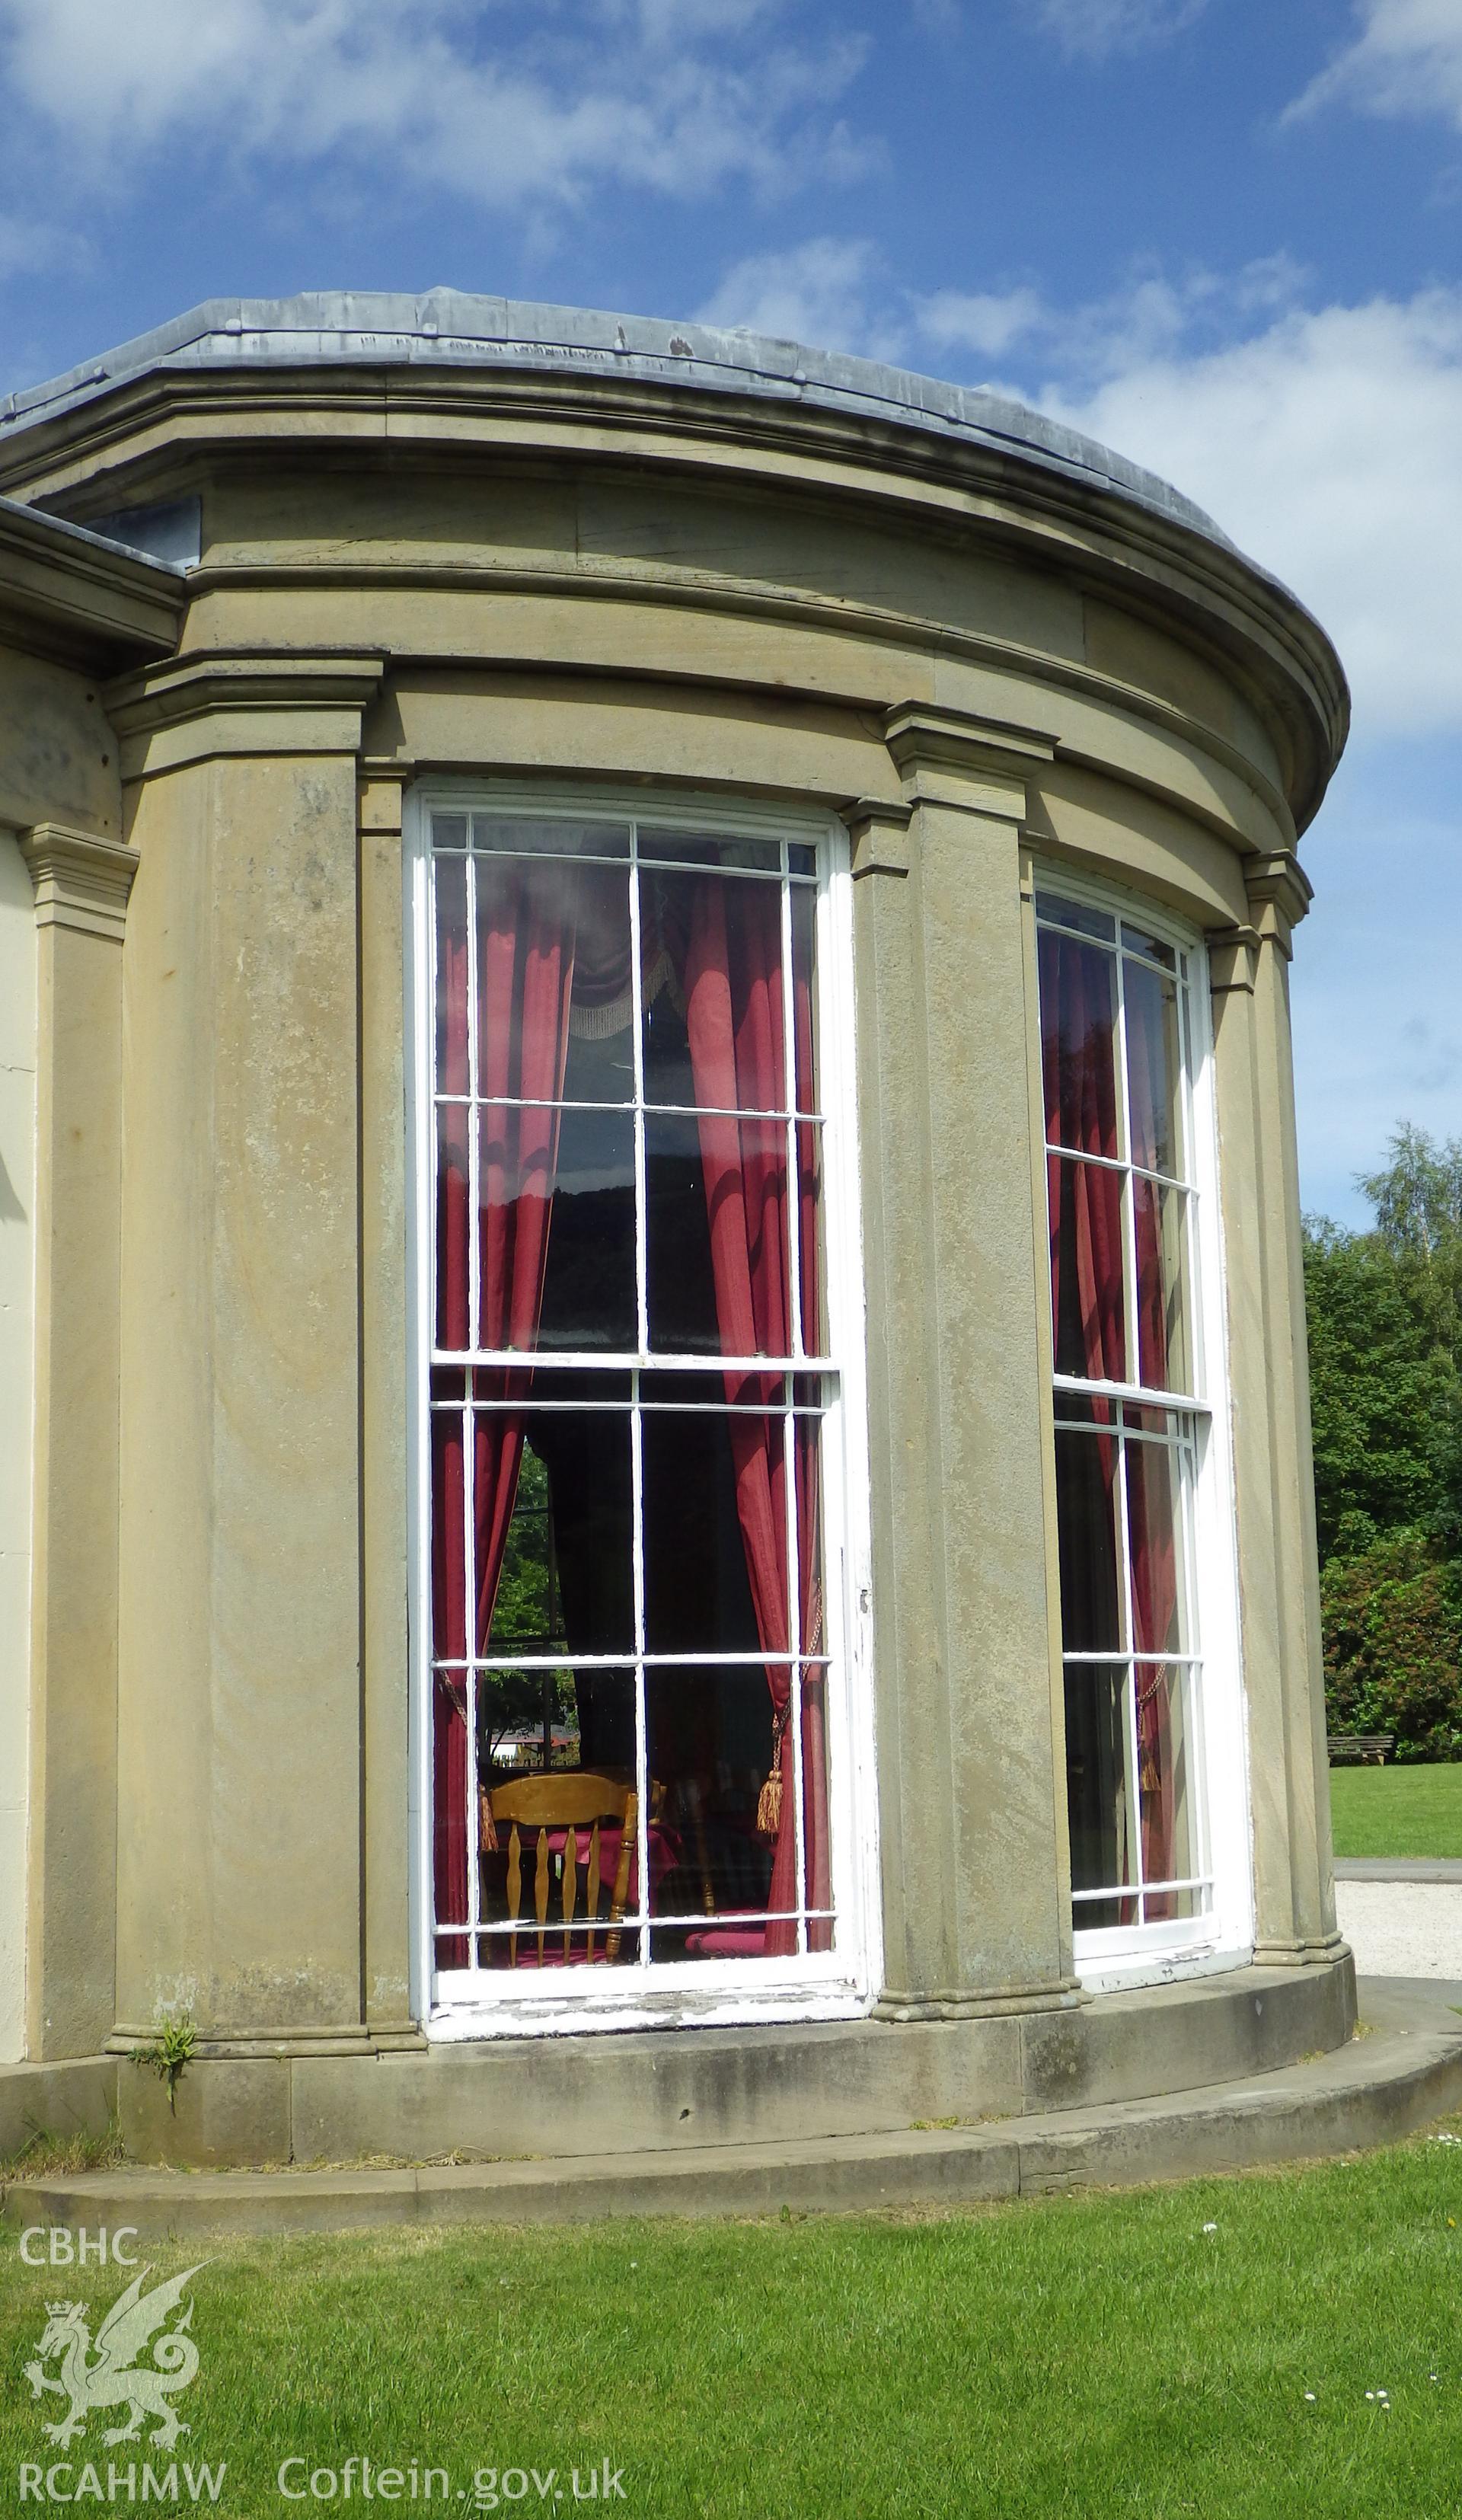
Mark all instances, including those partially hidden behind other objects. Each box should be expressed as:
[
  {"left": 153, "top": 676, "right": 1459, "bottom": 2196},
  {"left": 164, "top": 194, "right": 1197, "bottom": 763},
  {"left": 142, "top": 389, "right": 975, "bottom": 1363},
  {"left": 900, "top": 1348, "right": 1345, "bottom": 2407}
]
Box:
[{"left": 2, "top": 0, "right": 1459, "bottom": 1224}]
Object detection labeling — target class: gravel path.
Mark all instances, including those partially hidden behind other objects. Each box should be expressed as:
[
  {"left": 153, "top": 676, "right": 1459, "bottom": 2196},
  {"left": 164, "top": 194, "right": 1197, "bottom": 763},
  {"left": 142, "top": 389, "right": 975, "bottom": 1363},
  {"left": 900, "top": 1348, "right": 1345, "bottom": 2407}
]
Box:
[{"left": 1336, "top": 1880, "right": 1462, "bottom": 1979}]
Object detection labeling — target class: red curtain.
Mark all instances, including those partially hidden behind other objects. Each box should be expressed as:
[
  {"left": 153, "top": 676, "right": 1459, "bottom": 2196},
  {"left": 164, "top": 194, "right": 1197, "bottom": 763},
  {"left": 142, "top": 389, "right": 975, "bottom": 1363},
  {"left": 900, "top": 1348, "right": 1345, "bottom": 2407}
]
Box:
[
  {"left": 1041, "top": 929, "right": 1179, "bottom": 1916},
  {"left": 685, "top": 875, "right": 825, "bottom": 1957},
  {"left": 433, "top": 861, "right": 579, "bottom": 1966}
]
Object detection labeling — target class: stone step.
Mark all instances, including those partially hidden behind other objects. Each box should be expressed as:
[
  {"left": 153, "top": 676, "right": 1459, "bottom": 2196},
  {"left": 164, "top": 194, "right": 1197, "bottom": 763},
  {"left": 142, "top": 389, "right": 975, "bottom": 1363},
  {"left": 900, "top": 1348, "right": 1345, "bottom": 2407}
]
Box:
[{"left": 5, "top": 2013, "right": 1462, "bottom": 2238}]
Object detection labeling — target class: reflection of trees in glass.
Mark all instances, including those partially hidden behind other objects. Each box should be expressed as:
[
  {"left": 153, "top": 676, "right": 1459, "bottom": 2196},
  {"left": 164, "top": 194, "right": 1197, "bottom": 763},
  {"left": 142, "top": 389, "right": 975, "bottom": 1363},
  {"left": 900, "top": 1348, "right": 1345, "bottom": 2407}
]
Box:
[{"left": 482, "top": 1445, "right": 578, "bottom": 1769}]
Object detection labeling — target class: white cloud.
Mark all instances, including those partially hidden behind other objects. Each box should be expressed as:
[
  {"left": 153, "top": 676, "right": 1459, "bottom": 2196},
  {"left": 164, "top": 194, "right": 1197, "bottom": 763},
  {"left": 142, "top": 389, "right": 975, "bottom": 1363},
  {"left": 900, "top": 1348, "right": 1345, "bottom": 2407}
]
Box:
[
  {"left": 695, "top": 237, "right": 895, "bottom": 356},
  {"left": 1288, "top": 0, "right": 1462, "bottom": 131},
  {"left": 1033, "top": 0, "right": 1208, "bottom": 62},
  {"left": 914, "top": 286, "right": 1045, "bottom": 358},
  {"left": 1035, "top": 288, "right": 1462, "bottom": 736},
  {"left": 697, "top": 233, "right": 1462, "bottom": 737},
  {"left": 0, "top": 0, "right": 865, "bottom": 209}
]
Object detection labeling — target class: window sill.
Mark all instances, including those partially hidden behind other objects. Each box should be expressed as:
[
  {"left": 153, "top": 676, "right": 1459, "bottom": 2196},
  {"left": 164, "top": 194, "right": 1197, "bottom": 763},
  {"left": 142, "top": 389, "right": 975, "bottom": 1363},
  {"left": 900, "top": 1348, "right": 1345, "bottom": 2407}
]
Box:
[
  {"left": 1074, "top": 1928, "right": 1255, "bottom": 1996},
  {"left": 426, "top": 1965, "right": 871, "bottom": 2040}
]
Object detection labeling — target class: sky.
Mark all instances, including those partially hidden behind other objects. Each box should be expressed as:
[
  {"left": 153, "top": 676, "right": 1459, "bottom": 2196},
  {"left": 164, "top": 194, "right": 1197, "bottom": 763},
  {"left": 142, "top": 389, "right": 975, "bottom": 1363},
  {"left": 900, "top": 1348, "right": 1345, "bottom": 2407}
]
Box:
[{"left": 1, "top": 0, "right": 1459, "bottom": 1225}]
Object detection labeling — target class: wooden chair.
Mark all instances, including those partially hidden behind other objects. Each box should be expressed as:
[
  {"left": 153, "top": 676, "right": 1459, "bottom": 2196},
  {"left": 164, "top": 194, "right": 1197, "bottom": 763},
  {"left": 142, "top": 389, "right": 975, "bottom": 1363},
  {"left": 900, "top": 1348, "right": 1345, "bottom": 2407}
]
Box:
[{"left": 481, "top": 1771, "right": 638, "bottom": 1968}]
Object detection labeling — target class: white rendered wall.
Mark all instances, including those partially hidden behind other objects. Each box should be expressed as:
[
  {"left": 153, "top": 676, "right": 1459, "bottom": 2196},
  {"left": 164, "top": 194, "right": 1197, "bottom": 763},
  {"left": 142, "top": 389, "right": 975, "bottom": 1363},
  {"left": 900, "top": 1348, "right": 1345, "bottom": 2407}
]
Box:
[{"left": 0, "top": 829, "right": 35, "bottom": 2060}]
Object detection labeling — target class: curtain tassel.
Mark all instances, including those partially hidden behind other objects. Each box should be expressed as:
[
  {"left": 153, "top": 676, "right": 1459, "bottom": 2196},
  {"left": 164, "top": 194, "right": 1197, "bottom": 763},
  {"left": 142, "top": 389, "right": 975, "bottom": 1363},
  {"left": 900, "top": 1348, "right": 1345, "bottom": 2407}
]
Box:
[{"left": 756, "top": 1708, "right": 790, "bottom": 1838}]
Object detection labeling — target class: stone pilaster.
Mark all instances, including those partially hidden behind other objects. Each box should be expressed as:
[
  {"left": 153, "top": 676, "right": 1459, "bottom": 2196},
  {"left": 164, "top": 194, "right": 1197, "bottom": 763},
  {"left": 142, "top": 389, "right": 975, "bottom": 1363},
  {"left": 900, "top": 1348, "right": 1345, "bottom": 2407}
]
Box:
[
  {"left": 357, "top": 761, "right": 419, "bottom": 2042},
  {"left": 105, "top": 659, "right": 391, "bottom": 2149},
  {"left": 850, "top": 703, "right": 1077, "bottom": 2017},
  {"left": 1209, "top": 848, "right": 1341, "bottom": 1965},
  {"left": 20, "top": 823, "right": 139, "bottom": 2057}
]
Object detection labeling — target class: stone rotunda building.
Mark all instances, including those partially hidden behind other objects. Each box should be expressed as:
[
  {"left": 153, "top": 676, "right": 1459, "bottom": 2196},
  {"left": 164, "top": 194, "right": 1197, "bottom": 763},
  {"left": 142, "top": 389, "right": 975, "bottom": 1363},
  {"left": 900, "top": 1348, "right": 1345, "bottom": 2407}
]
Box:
[{"left": 0, "top": 292, "right": 1352, "bottom": 2173}]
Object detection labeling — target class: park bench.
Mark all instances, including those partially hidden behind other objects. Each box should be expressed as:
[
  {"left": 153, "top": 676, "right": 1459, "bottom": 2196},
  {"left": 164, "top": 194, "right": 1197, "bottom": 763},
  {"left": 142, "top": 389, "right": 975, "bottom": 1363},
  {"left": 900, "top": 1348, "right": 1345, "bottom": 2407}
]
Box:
[{"left": 1326, "top": 1733, "right": 1396, "bottom": 1766}]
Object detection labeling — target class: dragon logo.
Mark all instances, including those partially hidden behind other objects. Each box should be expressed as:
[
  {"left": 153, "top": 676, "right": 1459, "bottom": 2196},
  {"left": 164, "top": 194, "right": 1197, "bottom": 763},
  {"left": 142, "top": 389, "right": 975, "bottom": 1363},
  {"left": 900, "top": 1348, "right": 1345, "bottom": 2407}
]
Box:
[{"left": 23, "top": 2263, "right": 208, "bottom": 2451}]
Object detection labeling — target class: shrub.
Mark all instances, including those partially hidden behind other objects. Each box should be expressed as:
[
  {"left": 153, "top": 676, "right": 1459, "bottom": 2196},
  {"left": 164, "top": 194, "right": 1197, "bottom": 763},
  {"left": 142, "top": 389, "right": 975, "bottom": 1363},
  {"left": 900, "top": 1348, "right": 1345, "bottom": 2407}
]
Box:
[{"left": 1322, "top": 1530, "right": 1462, "bottom": 1762}]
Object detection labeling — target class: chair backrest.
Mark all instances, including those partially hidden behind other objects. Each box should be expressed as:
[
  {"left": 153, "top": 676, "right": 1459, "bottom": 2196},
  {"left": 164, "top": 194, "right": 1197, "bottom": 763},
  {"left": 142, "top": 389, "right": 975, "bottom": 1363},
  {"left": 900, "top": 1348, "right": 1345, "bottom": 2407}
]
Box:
[{"left": 483, "top": 1770, "right": 638, "bottom": 1965}]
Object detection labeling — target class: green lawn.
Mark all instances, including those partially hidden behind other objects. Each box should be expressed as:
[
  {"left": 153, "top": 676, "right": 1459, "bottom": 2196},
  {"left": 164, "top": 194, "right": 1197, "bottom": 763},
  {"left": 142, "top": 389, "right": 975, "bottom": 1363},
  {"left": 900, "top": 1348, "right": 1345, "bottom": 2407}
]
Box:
[
  {"left": 7, "top": 2130, "right": 1462, "bottom": 2517},
  {"left": 1329, "top": 1761, "right": 1462, "bottom": 1858}
]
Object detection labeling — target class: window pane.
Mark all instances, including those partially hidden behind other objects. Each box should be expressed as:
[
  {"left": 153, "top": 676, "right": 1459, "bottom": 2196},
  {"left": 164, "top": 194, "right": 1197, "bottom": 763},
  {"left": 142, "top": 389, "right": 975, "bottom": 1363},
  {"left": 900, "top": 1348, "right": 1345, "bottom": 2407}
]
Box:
[
  {"left": 1134, "top": 1177, "right": 1190, "bottom": 1394},
  {"left": 1048, "top": 1154, "right": 1127, "bottom": 1384},
  {"left": 643, "top": 1410, "right": 779, "bottom": 1654},
  {"left": 435, "top": 1102, "right": 471, "bottom": 1350},
  {"left": 641, "top": 869, "right": 787, "bottom": 1113},
  {"left": 527, "top": 1103, "right": 637, "bottom": 1351},
  {"left": 1054, "top": 1423, "right": 1123, "bottom": 1653},
  {"left": 645, "top": 1662, "right": 779, "bottom": 1946},
  {"left": 476, "top": 1102, "right": 635, "bottom": 1354},
  {"left": 791, "top": 886, "right": 818, "bottom": 1113},
  {"left": 1120, "top": 920, "right": 1176, "bottom": 971},
  {"left": 1036, "top": 892, "right": 1116, "bottom": 944},
  {"left": 1040, "top": 929, "right": 1119, "bottom": 1158},
  {"left": 432, "top": 813, "right": 468, "bottom": 851},
  {"left": 482, "top": 1408, "right": 634, "bottom": 1657},
  {"left": 1125, "top": 1431, "right": 1188, "bottom": 1657},
  {"left": 638, "top": 828, "right": 782, "bottom": 873},
  {"left": 646, "top": 1113, "right": 791, "bottom": 1359},
  {"left": 1064, "top": 1662, "right": 1136, "bottom": 1929},
  {"left": 1137, "top": 1664, "right": 1198, "bottom": 1922},
  {"left": 476, "top": 1672, "right": 642, "bottom": 1970},
  {"left": 475, "top": 858, "right": 632, "bottom": 1106},
  {"left": 796, "top": 1119, "right": 825, "bottom": 1359},
  {"left": 434, "top": 855, "right": 469, "bottom": 1095},
  {"left": 473, "top": 816, "right": 630, "bottom": 859},
  {"left": 1124, "top": 958, "right": 1183, "bottom": 1177}
]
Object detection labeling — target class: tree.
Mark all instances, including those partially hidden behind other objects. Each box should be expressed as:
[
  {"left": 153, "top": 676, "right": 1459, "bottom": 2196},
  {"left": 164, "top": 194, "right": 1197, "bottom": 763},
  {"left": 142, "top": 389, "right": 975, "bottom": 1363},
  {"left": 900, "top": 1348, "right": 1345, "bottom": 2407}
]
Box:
[{"left": 1305, "top": 1126, "right": 1462, "bottom": 1758}]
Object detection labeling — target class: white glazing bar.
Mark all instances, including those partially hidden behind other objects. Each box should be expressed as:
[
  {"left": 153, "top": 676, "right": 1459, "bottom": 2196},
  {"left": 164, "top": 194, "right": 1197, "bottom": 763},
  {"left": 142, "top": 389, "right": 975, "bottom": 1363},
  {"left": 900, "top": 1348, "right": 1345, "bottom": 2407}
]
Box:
[
  {"left": 780, "top": 849, "right": 809, "bottom": 1947},
  {"left": 1052, "top": 1375, "right": 1207, "bottom": 1416},
  {"left": 628, "top": 825, "right": 651, "bottom": 1969},
  {"left": 629, "top": 832, "right": 650, "bottom": 1362},
  {"left": 438, "top": 1096, "right": 823, "bottom": 1126},
  {"left": 630, "top": 1365, "right": 650, "bottom": 1970},
  {"left": 462, "top": 1383, "right": 480, "bottom": 1965},
  {"left": 1113, "top": 1412, "right": 1144, "bottom": 1912},
  {"left": 433, "top": 1348, "right": 835, "bottom": 1375},
  {"left": 1043, "top": 1143, "right": 1193, "bottom": 1199},
  {"left": 465, "top": 848, "right": 481, "bottom": 1358}
]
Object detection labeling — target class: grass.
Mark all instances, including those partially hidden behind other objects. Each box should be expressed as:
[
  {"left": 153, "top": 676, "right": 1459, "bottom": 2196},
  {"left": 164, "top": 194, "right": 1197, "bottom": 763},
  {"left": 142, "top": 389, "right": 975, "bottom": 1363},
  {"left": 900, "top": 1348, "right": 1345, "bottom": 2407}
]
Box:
[
  {"left": 6, "top": 2130, "right": 1462, "bottom": 2515},
  {"left": 1329, "top": 1761, "right": 1462, "bottom": 1859},
  {"left": 0, "top": 2116, "right": 125, "bottom": 2179}
]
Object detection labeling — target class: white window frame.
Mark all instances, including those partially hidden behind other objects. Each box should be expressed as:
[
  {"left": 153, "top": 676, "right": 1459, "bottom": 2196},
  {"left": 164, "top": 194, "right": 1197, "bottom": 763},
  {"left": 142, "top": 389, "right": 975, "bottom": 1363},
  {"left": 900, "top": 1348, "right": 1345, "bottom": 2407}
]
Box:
[
  {"left": 405, "top": 780, "right": 880, "bottom": 2039},
  {"left": 1034, "top": 862, "right": 1253, "bottom": 1992}
]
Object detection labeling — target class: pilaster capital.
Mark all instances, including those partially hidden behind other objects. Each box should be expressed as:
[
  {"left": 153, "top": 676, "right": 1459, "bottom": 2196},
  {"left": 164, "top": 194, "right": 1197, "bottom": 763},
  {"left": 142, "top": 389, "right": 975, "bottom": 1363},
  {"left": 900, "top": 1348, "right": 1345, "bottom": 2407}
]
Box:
[
  {"left": 1243, "top": 848, "right": 1314, "bottom": 958},
  {"left": 883, "top": 700, "right": 1056, "bottom": 825},
  {"left": 839, "top": 794, "right": 914, "bottom": 880},
  {"left": 1207, "top": 921, "right": 1262, "bottom": 997},
  {"left": 358, "top": 756, "right": 412, "bottom": 840},
  {"left": 20, "top": 822, "right": 139, "bottom": 941}
]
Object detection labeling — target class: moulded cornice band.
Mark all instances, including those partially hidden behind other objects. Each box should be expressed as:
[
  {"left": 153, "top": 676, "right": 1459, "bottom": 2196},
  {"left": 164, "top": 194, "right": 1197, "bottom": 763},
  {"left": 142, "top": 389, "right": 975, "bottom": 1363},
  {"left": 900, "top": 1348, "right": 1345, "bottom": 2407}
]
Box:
[
  {"left": 105, "top": 647, "right": 389, "bottom": 739},
  {"left": 21, "top": 822, "right": 140, "bottom": 939}
]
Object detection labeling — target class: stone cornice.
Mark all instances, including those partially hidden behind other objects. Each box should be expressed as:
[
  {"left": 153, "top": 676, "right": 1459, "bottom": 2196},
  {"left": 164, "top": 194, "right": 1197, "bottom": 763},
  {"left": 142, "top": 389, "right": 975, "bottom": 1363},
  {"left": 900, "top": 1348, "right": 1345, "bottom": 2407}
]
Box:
[
  {"left": 21, "top": 822, "right": 139, "bottom": 941},
  {"left": 0, "top": 356, "right": 1348, "bottom": 833},
  {"left": 883, "top": 701, "right": 1057, "bottom": 824},
  {"left": 107, "top": 647, "right": 388, "bottom": 734},
  {"left": 0, "top": 492, "right": 184, "bottom": 673},
  {"left": 104, "top": 648, "right": 388, "bottom": 776}
]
